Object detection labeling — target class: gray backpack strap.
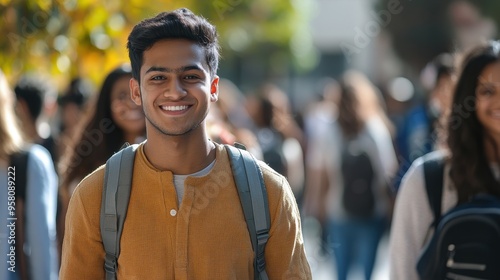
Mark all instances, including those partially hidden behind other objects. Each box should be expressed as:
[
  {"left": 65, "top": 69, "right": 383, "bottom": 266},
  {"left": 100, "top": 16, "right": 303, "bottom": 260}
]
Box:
[
  {"left": 225, "top": 144, "right": 270, "bottom": 280},
  {"left": 100, "top": 144, "right": 138, "bottom": 280}
]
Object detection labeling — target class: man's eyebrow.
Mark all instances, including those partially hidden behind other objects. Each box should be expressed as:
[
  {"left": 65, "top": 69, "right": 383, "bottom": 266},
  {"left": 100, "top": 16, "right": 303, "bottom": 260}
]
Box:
[{"left": 145, "top": 65, "right": 205, "bottom": 74}]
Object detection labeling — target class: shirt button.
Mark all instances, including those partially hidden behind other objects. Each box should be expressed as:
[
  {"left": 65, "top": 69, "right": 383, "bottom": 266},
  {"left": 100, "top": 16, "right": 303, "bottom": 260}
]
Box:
[{"left": 170, "top": 209, "right": 177, "bottom": 217}]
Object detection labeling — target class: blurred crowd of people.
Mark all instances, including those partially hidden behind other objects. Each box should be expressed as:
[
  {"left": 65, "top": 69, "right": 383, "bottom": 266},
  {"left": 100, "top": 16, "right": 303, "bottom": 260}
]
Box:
[{"left": 1, "top": 32, "right": 500, "bottom": 279}]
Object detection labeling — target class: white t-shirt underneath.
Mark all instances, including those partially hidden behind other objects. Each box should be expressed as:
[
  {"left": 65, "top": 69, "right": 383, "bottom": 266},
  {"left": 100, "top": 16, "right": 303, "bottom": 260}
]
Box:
[{"left": 173, "top": 160, "right": 216, "bottom": 206}]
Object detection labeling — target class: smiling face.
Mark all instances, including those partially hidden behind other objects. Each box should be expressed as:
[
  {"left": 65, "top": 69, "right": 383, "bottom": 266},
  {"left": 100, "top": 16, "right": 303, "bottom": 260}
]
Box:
[
  {"left": 475, "top": 62, "right": 500, "bottom": 138},
  {"left": 130, "top": 39, "right": 219, "bottom": 139},
  {"left": 110, "top": 75, "right": 145, "bottom": 136}
]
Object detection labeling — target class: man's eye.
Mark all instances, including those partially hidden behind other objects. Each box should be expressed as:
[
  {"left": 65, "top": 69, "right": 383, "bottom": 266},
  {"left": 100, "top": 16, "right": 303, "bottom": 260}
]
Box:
[
  {"left": 151, "top": 76, "right": 165, "bottom": 81},
  {"left": 184, "top": 75, "right": 199, "bottom": 80}
]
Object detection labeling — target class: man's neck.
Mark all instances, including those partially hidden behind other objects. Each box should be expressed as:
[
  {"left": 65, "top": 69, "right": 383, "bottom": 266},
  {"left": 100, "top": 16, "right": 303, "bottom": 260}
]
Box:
[{"left": 143, "top": 130, "right": 216, "bottom": 174}]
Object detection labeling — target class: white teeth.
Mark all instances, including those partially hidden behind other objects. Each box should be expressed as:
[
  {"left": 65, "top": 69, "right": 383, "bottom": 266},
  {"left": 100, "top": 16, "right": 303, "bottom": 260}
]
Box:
[{"left": 161, "top": 105, "right": 188, "bottom": 111}]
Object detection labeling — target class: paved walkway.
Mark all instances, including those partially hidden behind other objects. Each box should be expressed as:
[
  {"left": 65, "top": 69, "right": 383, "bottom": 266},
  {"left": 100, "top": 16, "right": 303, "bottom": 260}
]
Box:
[{"left": 303, "top": 217, "right": 390, "bottom": 280}]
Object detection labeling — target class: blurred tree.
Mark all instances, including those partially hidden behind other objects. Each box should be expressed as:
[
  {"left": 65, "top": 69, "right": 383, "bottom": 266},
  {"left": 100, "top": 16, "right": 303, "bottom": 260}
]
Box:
[
  {"left": 0, "top": 0, "right": 312, "bottom": 91},
  {"left": 475, "top": 0, "right": 500, "bottom": 28},
  {"left": 377, "top": 0, "right": 499, "bottom": 74},
  {"left": 376, "top": 0, "right": 453, "bottom": 74}
]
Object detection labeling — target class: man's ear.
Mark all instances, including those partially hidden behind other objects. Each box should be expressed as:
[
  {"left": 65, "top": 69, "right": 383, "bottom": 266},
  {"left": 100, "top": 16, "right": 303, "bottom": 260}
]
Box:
[
  {"left": 130, "top": 78, "right": 142, "bottom": 106},
  {"left": 210, "top": 75, "right": 219, "bottom": 102}
]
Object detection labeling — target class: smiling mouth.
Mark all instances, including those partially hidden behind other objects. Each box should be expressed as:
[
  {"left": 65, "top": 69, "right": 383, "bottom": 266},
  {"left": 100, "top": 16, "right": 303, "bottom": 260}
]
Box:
[{"left": 161, "top": 105, "right": 189, "bottom": 111}]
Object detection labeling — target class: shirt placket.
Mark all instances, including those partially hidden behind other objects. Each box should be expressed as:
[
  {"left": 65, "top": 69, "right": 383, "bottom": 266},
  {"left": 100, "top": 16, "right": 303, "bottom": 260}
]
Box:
[{"left": 174, "top": 180, "right": 195, "bottom": 280}]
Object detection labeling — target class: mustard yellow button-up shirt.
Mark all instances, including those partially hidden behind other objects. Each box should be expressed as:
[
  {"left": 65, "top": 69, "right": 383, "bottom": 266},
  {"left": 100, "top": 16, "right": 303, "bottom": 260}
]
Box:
[{"left": 60, "top": 143, "right": 311, "bottom": 279}]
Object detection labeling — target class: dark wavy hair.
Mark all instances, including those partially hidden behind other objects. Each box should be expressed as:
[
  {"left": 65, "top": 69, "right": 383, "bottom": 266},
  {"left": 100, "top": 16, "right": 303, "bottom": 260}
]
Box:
[
  {"left": 60, "top": 65, "right": 136, "bottom": 193},
  {"left": 337, "top": 75, "right": 363, "bottom": 138},
  {"left": 447, "top": 40, "right": 500, "bottom": 203},
  {"left": 14, "top": 75, "right": 47, "bottom": 120},
  {"left": 127, "top": 8, "right": 219, "bottom": 81}
]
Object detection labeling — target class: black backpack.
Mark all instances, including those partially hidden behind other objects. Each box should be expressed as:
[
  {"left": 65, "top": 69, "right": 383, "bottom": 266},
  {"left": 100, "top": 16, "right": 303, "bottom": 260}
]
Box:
[
  {"left": 417, "top": 154, "right": 500, "bottom": 280},
  {"left": 340, "top": 136, "right": 376, "bottom": 218},
  {"left": 258, "top": 128, "right": 287, "bottom": 176}
]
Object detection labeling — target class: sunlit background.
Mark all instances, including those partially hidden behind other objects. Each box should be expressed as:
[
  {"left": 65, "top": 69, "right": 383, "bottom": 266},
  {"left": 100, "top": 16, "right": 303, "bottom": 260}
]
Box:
[
  {"left": 2, "top": 1, "right": 500, "bottom": 278},
  {"left": 1, "top": 0, "right": 499, "bottom": 110}
]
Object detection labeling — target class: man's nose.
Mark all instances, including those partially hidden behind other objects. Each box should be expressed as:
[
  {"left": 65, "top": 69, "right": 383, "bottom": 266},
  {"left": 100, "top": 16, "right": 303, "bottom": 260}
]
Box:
[{"left": 163, "top": 78, "right": 187, "bottom": 99}]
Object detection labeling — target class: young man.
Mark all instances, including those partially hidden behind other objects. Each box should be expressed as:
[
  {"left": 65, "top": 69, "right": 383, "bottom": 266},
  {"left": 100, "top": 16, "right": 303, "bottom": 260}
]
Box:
[
  {"left": 14, "top": 76, "right": 58, "bottom": 165},
  {"left": 59, "top": 8, "right": 312, "bottom": 279}
]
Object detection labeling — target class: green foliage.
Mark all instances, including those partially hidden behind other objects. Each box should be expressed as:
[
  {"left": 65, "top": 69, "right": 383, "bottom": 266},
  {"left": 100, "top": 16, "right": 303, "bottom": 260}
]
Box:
[{"left": 0, "top": 0, "right": 311, "bottom": 89}]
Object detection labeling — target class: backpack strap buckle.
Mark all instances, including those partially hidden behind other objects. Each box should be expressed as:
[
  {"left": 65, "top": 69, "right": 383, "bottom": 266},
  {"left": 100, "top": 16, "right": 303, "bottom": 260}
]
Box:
[
  {"left": 104, "top": 252, "right": 117, "bottom": 275},
  {"left": 257, "top": 229, "right": 269, "bottom": 246},
  {"left": 256, "top": 230, "right": 269, "bottom": 272}
]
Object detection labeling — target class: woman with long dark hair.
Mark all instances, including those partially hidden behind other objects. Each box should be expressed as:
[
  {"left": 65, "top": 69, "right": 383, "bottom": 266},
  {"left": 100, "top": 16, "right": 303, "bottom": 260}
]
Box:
[
  {"left": 389, "top": 40, "right": 500, "bottom": 279},
  {"left": 305, "top": 71, "right": 397, "bottom": 280},
  {"left": 58, "top": 65, "right": 145, "bottom": 251},
  {"left": 59, "top": 65, "right": 145, "bottom": 195}
]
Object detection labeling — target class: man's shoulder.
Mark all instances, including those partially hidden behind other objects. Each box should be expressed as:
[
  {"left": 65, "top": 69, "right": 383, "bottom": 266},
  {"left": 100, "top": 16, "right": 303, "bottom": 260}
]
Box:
[
  {"left": 257, "top": 159, "right": 283, "bottom": 177},
  {"left": 256, "top": 159, "right": 287, "bottom": 191},
  {"left": 72, "top": 164, "right": 106, "bottom": 201},
  {"left": 216, "top": 142, "right": 288, "bottom": 194}
]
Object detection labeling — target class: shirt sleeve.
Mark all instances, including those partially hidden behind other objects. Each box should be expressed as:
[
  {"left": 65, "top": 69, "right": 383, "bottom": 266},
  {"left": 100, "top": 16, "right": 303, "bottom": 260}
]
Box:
[
  {"left": 59, "top": 178, "right": 105, "bottom": 279},
  {"left": 265, "top": 175, "right": 312, "bottom": 279},
  {"left": 389, "top": 157, "right": 434, "bottom": 280},
  {"left": 25, "top": 145, "right": 59, "bottom": 280},
  {"left": 367, "top": 117, "right": 398, "bottom": 180},
  {"left": 306, "top": 122, "right": 330, "bottom": 171}
]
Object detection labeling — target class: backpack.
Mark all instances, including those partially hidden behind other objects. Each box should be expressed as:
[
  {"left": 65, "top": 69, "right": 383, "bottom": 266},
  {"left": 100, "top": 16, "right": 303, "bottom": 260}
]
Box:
[
  {"left": 9, "top": 147, "right": 31, "bottom": 280},
  {"left": 416, "top": 154, "right": 500, "bottom": 280},
  {"left": 100, "top": 143, "right": 271, "bottom": 280},
  {"left": 340, "top": 136, "right": 376, "bottom": 218},
  {"left": 258, "top": 128, "right": 287, "bottom": 176}
]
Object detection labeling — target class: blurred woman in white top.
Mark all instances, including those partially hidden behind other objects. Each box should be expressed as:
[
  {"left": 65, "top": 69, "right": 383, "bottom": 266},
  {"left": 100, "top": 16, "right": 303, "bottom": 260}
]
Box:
[{"left": 305, "top": 70, "right": 397, "bottom": 280}]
